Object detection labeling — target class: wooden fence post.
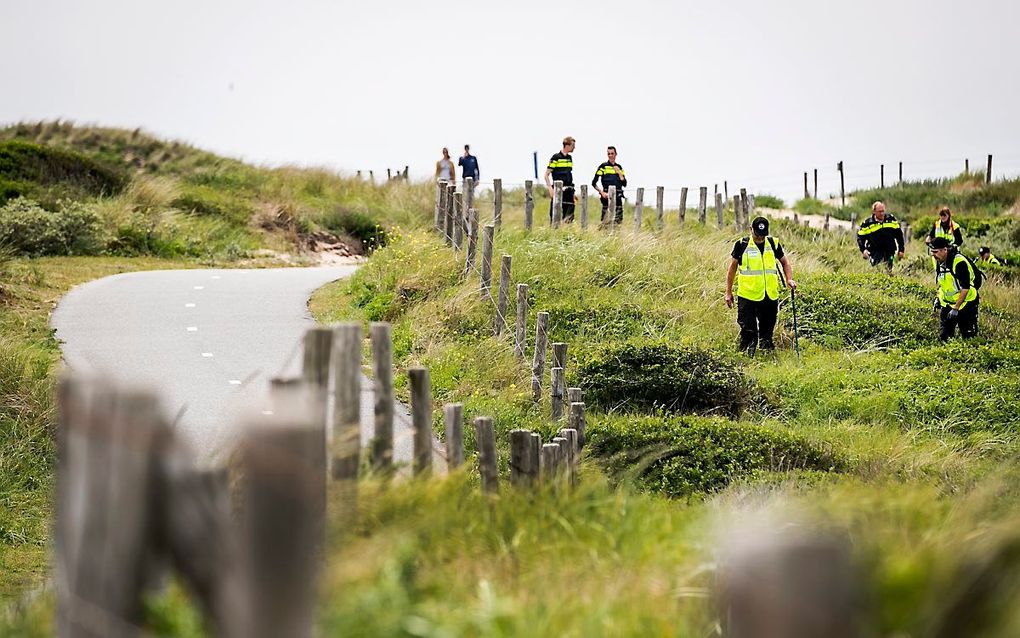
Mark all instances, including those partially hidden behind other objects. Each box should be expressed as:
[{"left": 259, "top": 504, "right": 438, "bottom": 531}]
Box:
[
  {"left": 528, "top": 433, "right": 542, "bottom": 481},
  {"left": 510, "top": 429, "right": 537, "bottom": 487},
  {"left": 679, "top": 187, "right": 688, "bottom": 224},
  {"left": 551, "top": 366, "right": 565, "bottom": 420},
  {"left": 443, "top": 184, "right": 454, "bottom": 245},
  {"left": 493, "top": 178, "right": 503, "bottom": 229},
  {"left": 715, "top": 192, "right": 725, "bottom": 229},
  {"left": 607, "top": 185, "right": 617, "bottom": 229},
  {"left": 452, "top": 193, "right": 464, "bottom": 250},
  {"left": 579, "top": 184, "right": 589, "bottom": 229},
  {"left": 825, "top": 212, "right": 831, "bottom": 231},
  {"left": 387, "top": 168, "right": 392, "bottom": 181},
  {"left": 987, "top": 154, "right": 993, "bottom": 183},
  {"left": 568, "top": 401, "right": 586, "bottom": 449},
  {"left": 656, "top": 186, "right": 665, "bottom": 230},
  {"left": 531, "top": 311, "right": 549, "bottom": 401},
  {"left": 567, "top": 387, "right": 582, "bottom": 404},
  {"left": 965, "top": 158, "right": 970, "bottom": 174},
  {"left": 444, "top": 403, "right": 464, "bottom": 470},
  {"left": 724, "top": 180, "right": 729, "bottom": 201},
  {"left": 558, "top": 428, "right": 579, "bottom": 486},
  {"left": 541, "top": 444, "right": 561, "bottom": 483},
  {"left": 838, "top": 161, "right": 845, "bottom": 207},
  {"left": 698, "top": 186, "right": 708, "bottom": 224},
  {"left": 748, "top": 194, "right": 756, "bottom": 219},
  {"left": 494, "top": 254, "right": 512, "bottom": 336},
  {"left": 301, "top": 327, "right": 332, "bottom": 430},
  {"left": 552, "top": 180, "right": 563, "bottom": 227},
  {"left": 740, "top": 188, "right": 749, "bottom": 224},
  {"left": 814, "top": 168, "right": 818, "bottom": 199},
  {"left": 898, "top": 161, "right": 903, "bottom": 183},
  {"left": 881, "top": 164, "right": 885, "bottom": 189},
  {"left": 464, "top": 208, "right": 479, "bottom": 277},
  {"left": 803, "top": 172, "right": 809, "bottom": 199},
  {"left": 515, "top": 283, "right": 529, "bottom": 360},
  {"left": 409, "top": 367, "right": 433, "bottom": 477},
  {"left": 734, "top": 196, "right": 743, "bottom": 231},
  {"left": 434, "top": 181, "right": 446, "bottom": 232},
  {"left": 475, "top": 416, "right": 498, "bottom": 494},
  {"left": 480, "top": 224, "right": 495, "bottom": 299},
  {"left": 524, "top": 179, "right": 534, "bottom": 231},
  {"left": 552, "top": 342, "right": 568, "bottom": 371},
  {"left": 634, "top": 187, "right": 644, "bottom": 230},
  {"left": 370, "top": 323, "right": 394, "bottom": 474},
  {"left": 464, "top": 177, "right": 475, "bottom": 212},
  {"left": 331, "top": 323, "right": 361, "bottom": 484}
]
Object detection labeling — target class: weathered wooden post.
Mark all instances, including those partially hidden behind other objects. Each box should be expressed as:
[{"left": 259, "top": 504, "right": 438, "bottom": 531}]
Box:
[
  {"left": 301, "top": 327, "right": 332, "bottom": 428},
  {"left": 838, "top": 160, "right": 846, "bottom": 207},
  {"left": 551, "top": 342, "right": 568, "bottom": 372},
  {"left": 880, "top": 164, "right": 885, "bottom": 188},
  {"left": 531, "top": 311, "right": 549, "bottom": 401},
  {"left": 444, "top": 184, "right": 455, "bottom": 245},
  {"left": 494, "top": 254, "right": 512, "bottom": 336},
  {"left": 698, "top": 187, "right": 708, "bottom": 224},
  {"left": 679, "top": 187, "right": 688, "bottom": 224},
  {"left": 493, "top": 178, "right": 503, "bottom": 229},
  {"left": 464, "top": 208, "right": 479, "bottom": 276},
  {"left": 515, "top": 283, "right": 529, "bottom": 360},
  {"left": 551, "top": 367, "right": 565, "bottom": 420},
  {"left": 475, "top": 416, "right": 498, "bottom": 494},
  {"left": 409, "top": 367, "right": 433, "bottom": 477},
  {"left": 898, "top": 161, "right": 903, "bottom": 183},
  {"left": 579, "top": 184, "right": 589, "bottom": 229},
  {"left": 813, "top": 168, "right": 818, "bottom": 199},
  {"left": 387, "top": 168, "right": 392, "bottom": 181},
  {"left": 480, "top": 224, "right": 495, "bottom": 299},
  {"left": 452, "top": 192, "right": 464, "bottom": 250},
  {"left": 634, "top": 186, "right": 644, "bottom": 230},
  {"left": 965, "top": 158, "right": 970, "bottom": 174},
  {"left": 656, "top": 186, "right": 665, "bottom": 230},
  {"left": 740, "top": 188, "right": 749, "bottom": 223},
  {"left": 552, "top": 180, "right": 563, "bottom": 228},
  {"left": 607, "top": 185, "right": 617, "bottom": 229},
  {"left": 987, "top": 154, "right": 993, "bottom": 183},
  {"left": 541, "top": 443, "right": 561, "bottom": 483},
  {"left": 435, "top": 181, "right": 447, "bottom": 232},
  {"left": 748, "top": 194, "right": 756, "bottom": 219},
  {"left": 567, "top": 387, "right": 582, "bottom": 404},
  {"left": 558, "top": 428, "right": 579, "bottom": 486},
  {"left": 825, "top": 212, "right": 831, "bottom": 231},
  {"left": 716, "top": 193, "right": 725, "bottom": 230},
  {"left": 528, "top": 432, "right": 542, "bottom": 480},
  {"left": 331, "top": 323, "right": 361, "bottom": 484},
  {"left": 444, "top": 403, "right": 464, "bottom": 470},
  {"left": 568, "top": 401, "right": 586, "bottom": 449},
  {"left": 803, "top": 172, "right": 810, "bottom": 199},
  {"left": 510, "top": 429, "right": 537, "bottom": 487},
  {"left": 734, "top": 196, "right": 744, "bottom": 231},
  {"left": 524, "top": 179, "right": 534, "bottom": 230},
  {"left": 464, "top": 176, "right": 475, "bottom": 212},
  {"left": 370, "top": 322, "right": 394, "bottom": 474}
]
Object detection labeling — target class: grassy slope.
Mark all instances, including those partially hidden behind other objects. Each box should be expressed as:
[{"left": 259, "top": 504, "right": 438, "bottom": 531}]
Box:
[
  {"left": 0, "top": 122, "right": 434, "bottom": 605},
  {"left": 305, "top": 186, "right": 1020, "bottom": 635}
]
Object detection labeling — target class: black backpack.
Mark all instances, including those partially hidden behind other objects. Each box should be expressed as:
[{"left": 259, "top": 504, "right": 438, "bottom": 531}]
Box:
[{"left": 951, "top": 252, "right": 984, "bottom": 289}]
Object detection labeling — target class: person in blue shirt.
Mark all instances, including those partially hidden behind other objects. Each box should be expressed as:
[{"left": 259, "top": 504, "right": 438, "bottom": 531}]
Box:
[{"left": 458, "top": 145, "right": 480, "bottom": 185}]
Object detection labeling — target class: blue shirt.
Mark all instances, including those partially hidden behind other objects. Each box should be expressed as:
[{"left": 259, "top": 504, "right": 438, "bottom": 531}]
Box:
[{"left": 458, "top": 154, "right": 479, "bottom": 181}]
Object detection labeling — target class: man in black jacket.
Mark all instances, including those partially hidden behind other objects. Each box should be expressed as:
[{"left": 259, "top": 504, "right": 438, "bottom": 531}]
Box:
[
  {"left": 592, "top": 146, "right": 627, "bottom": 225},
  {"left": 856, "top": 201, "right": 904, "bottom": 271}
]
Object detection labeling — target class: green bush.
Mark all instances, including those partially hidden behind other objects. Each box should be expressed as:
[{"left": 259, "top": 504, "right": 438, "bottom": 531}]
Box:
[
  {"left": 0, "top": 140, "right": 126, "bottom": 206},
  {"left": 171, "top": 184, "right": 252, "bottom": 224},
  {"left": 755, "top": 194, "right": 785, "bottom": 209},
  {"left": 793, "top": 197, "right": 836, "bottom": 216},
  {"left": 0, "top": 197, "right": 103, "bottom": 256},
  {"left": 547, "top": 301, "right": 667, "bottom": 342},
  {"left": 577, "top": 342, "right": 755, "bottom": 417},
  {"left": 588, "top": 415, "right": 844, "bottom": 497},
  {"left": 320, "top": 208, "right": 389, "bottom": 252}
]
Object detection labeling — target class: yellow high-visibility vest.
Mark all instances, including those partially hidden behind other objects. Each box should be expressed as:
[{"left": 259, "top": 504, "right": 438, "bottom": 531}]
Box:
[
  {"left": 737, "top": 237, "right": 780, "bottom": 302},
  {"left": 936, "top": 253, "right": 978, "bottom": 308}
]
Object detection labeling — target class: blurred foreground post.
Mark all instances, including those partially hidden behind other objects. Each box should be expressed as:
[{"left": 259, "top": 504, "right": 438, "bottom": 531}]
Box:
[
  {"left": 531, "top": 311, "right": 549, "bottom": 401},
  {"left": 679, "top": 187, "right": 688, "bottom": 224},
  {"left": 698, "top": 187, "right": 708, "bottom": 224},
  {"left": 370, "top": 323, "right": 394, "bottom": 473},
  {"left": 656, "top": 186, "right": 665, "bottom": 230},
  {"left": 475, "top": 416, "right": 498, "bottom": 494},
  {"left": 634, "top": 187, "right": 644, "bottom": 230},
  {"left": 444, "top": 403, "right": 464, "bottom": 470},
  {"left": 579, "top": 184, "right": 589, "bottom": 229},
  {"left": 524, "top": 179, "right": 534, "bottom": 230},
  {"left": 409, "top": 367, "right": 433, "bottom": 477},
  {"left": 494, "top": 254, "right": 512, "bottom": 336},
  {"left": 493, "top": 178, "right": 503, "bottom": 228}
]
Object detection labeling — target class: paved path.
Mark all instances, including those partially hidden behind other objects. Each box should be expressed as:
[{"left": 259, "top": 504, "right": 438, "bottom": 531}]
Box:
[{"left": 51, "top": 267, "right": 444, "bottom": 468}]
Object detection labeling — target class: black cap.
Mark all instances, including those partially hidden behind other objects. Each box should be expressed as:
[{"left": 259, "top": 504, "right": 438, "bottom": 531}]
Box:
[
  {"left": 930, "top": 237, "right": 951, "bottom": 249},
  {"left": 751, "top": 216, "right": 769, "bottom": 236},
  {"left": 979, "top": 246, "right": 991, "bottom": 254}
]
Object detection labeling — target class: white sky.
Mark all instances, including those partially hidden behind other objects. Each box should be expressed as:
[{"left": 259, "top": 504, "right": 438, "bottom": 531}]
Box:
[{"left": 2, "top": 0, "right": 1019, "bottom": 204}]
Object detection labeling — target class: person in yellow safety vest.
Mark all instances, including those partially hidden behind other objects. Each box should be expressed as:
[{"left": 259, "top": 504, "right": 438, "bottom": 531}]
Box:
[
  {"left": 930, "top": 236, "right": 979, "bottom": 340},
  {"left": 725, "top": 216, "right": 797, "bottom": 355},
  {"left": 978, "top": 246, "right": 1003, "bottom": 266},
  {"left": 925, "top": 206, "right": 964, "bottom": 247}
]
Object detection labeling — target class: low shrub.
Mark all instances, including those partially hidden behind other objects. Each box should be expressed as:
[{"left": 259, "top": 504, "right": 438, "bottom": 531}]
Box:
[
  {"left": 755, "top": 194, "right": 785, "bottom": 209},
  {"left": 546, "top": 301, "right": 667, "bottom": 342},
  {"left": 320, "top": 208, "right": 389, "bottom": 252},
  {"left": 793, "top": 197, "right": 836, "bottom": 216},
  {"left": 0, "top": 197, "right": 103, "bottom": 256},
  {"left": 0, "top": 140, "right": 126, "bottom": 205},
  {"left": 588, "top": 414, "right": 844, "bottom": 497},
  {"left": 171, "top": 184, "right": 252, "bottom": 224},
  {"left": 577, "top": 341, "right": 755, "bottom": 417}
]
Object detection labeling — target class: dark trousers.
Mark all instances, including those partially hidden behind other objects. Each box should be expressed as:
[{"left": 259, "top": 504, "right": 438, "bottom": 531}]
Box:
[
  {"left": 737, "top": 296, "right": 779, "bottom": 354},
  {"left": 869, "top": 252, "right": 895, "bottom": 271},
  {"left": 939, "top": 300, "right": 979, "bottom": 340},
  {"left": 600, "top": 194, "right": 624, "bottom": 225},
  {"left": 549, "top": 186, "right": 576, "bottom": 223}
]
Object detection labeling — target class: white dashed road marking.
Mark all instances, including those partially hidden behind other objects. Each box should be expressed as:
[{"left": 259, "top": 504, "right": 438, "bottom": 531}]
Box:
[
  {"left": 228, "top": 379, "right": 242, "bottom": 385},
  {"left": 211, "top": 275, "right": 221, "bottom": 280},
  {"left": 194, "top": 286, "right": 205, "bottom": 290},
  {"left": 185, "top": 303, "right": 196, "bottom": 308},
  {"left": 201, "top": 353, "right": 213, "bottom": 358},
  {"left": 187, "top": 326, "right": 198, "bottom": 332}
]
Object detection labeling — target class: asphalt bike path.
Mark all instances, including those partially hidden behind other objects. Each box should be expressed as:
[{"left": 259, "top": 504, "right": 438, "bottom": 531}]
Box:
[{"left": 51, "top": 266, "right": 445, "bottom": 468}]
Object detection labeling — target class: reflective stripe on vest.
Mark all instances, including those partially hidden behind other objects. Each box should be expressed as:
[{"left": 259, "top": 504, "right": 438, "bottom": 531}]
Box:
[
  {"left": 933, "top": 219, "right": 960, "bottom": 241},
  {"left": 737, "top": 238, "right": 780, "bottom": 301},
  {"left": 936, "top": 253, "right": 978, "bottom": 307}
]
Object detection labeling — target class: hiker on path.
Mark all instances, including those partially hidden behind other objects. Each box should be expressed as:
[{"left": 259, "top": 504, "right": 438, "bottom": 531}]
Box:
[
  {"left": 544, "top": 136, "right": 577, "bottom": 223},
  {"left": 592, "top": 146, "right": 627, "bottom": 225},
  {"left": 458, "top": 144, "right": 480, "bottom": 186},
  {"left": 978, "top": 246, "right": 1003, "bottom": 266},
  {"left": 930, "top": 236, "right": 980, "bottom": 340},
  {"left": 726, "top": 217, "right": 797, "bottom": 356},
  {"left": 435, "top": 147, "right": 456, "bottom": 183},
  {"left": 856, "top": 201, "right": 904, "bottom": 271},
  {"left": 926, "top": 206, "right": 964, "bottom": 248}
]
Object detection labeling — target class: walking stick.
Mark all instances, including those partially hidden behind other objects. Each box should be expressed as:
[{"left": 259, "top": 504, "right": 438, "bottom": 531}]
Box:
[{"left": 790, "top": 287, "right": 801, "bottom": 359}]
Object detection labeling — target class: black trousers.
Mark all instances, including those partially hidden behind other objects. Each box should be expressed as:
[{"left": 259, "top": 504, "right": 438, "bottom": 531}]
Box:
[
  {"left": 549, "top": 186, "right": 576, "bottom": 223},
  {"left": 600, "top": 193, "right": 625, "bottom": 225},
  {"left": 737, "top": 296, "right": 779, "bottom": 354},
  {"left": 869, "top": 252, "right": 895, "bottom": 271},
  {"left": 939, "top": 300, "right": 979, "bottom": 340}
]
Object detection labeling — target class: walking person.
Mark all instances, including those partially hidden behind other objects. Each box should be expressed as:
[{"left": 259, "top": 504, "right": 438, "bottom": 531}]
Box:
[
  {"left": 458, "top": 144, "right": 480, "bottom": 185},
  {"left": 435, "top": 147, "right": 456, "bottom": 183},
  {"left": 856, "top": 201, "right": 905, "bottom": 271},
  {"left": 544, "top": 136, "right": 576, "bottom": 223},
  {"left": 926, "top": 206, "right": 964, "bottom": 247},
  {"left": 725, "top": 217, "right": 797, "bottom": 356},
  {"left": 592, "top": 146, "right": 627, "bottom": 225},
  {"left": 930, "top": 237, "right": 980, "bottom": 340}
]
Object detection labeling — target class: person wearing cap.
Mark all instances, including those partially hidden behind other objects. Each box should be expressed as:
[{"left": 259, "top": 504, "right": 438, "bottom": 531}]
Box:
[
  {"left": 978, "top": 246, "right": 1003, "bottom": 266},
  {"left": 725, "top": 217, "right": 796, "bottom": 355},
  {"left": 544, "top": 136, "right": 577, "bottom": 223},
  {"left": 926, "top": 206, "right": 964, "bottom": 247},
  {"left": 930, "top": 236, "right": 979, "bottom": 340},
  {"left": 856, "top": 201, "right": 904, "bottom": 271}
]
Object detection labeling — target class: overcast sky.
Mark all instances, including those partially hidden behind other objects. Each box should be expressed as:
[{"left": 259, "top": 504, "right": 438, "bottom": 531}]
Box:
[{"left": 3, "top": 0, "right": 1018, "bottom": 204}]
